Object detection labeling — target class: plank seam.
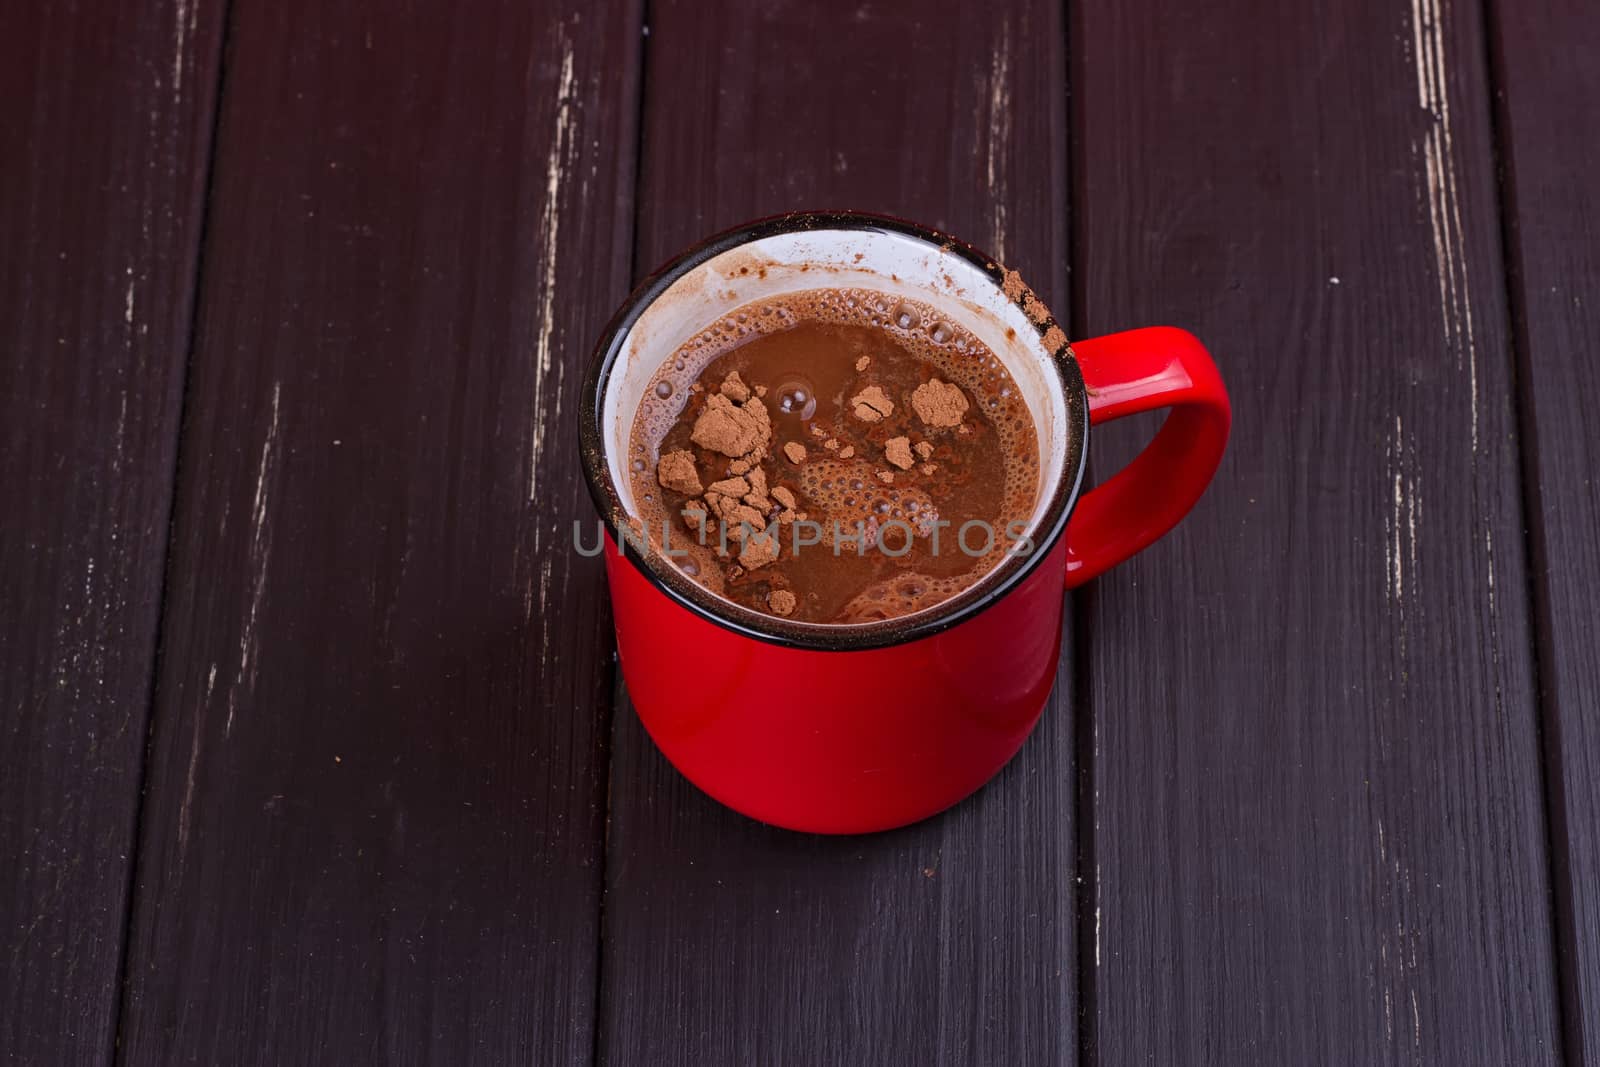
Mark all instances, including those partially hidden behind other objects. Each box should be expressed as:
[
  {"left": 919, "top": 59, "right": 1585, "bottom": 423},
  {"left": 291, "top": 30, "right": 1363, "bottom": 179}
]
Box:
[
  {"left": 108, "top": 1, "right": 237, "bottom": 1060},
  {"left": 1476, "top": 0, "right": 1584, "bottom": 1062},
  {"left": 593, "top": 2, "right": 651, "bottom": 1064},
  {"left": 1064, "top": 0, "right": 1096, "bottom": 1059},
  {"left": 1070, "top": 587, "right": 1098, "bottom": 1067}
]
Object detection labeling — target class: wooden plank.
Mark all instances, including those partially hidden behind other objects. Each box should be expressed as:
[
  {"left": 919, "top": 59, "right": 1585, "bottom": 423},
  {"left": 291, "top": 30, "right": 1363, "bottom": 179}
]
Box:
[
  {"left": 115, "top": 2, "right": 640, "bottom": 1061},
  {"left": 1490, "top": 0, "right": 1600, "bottom": 1055},
  {"left": 1073, "top": 0, "right": 1559, "bottom": 1061},
  {"left": 600, "top": 2, "right": 1078, "bottom": 1063},
  {"left": 0, "top": 3, "right": 223, "bottom": 1062}
]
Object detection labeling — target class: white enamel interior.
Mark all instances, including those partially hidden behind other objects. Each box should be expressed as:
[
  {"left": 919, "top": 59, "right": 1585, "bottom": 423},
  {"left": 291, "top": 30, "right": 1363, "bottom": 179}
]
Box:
[{"left": 601, "top": 227, "right": 1071, "bottom": 588}]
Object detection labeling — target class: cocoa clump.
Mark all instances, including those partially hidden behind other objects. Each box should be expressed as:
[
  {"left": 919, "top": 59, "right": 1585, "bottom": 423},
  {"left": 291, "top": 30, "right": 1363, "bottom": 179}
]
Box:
[
  {"left": 738, "top": 529, "right": 780, "bottom": 570},
  {"left": 910, "top": 379, "right": 969, "bottom": 428},
  {"left": 724, "top": 502, "right": 767, "bottom": 530},
  {"left": 681, "top": 500, "right": 711, "bottom": 536},
  {"left": 743, "top": 467, "right": 774, "bottom": 513},
  {"left": 704, "top": 474, "right": 769, "bottom": 532},
  {"left": 656, "top": 449, "right": 702, "bottom": 495},
  {"left": 719, "top": 370, "right": 751, "bottom": 402},
  {"left": 850, "top": 385, "right": 894, "bottom": 423},
  {"left": 884, "top": 437, "right": 914, "bottom": 470},
  {"left": 769, "top": 481, "right": 805, "bottom": 524},
  {"left": 691, "top": 392, "right": 771, "bottom": 458},
  {"left": 1001, "top": 269, "right": 1026, "bottom": 301},
  {"left": 1022, "top": 293, "right": 1050, "bottom": 324},
  {"left": 706, "top": 475, "right": 750, "bottom": 498}
]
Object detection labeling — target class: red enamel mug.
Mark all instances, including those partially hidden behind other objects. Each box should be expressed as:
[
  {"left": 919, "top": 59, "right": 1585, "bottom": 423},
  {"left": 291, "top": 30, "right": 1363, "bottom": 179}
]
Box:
[{"left": 580, "top": 212, "right": 1229, "bottom": 834}]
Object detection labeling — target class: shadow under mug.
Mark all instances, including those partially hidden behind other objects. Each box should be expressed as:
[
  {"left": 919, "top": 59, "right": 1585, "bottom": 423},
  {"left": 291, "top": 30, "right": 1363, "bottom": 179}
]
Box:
[{"left": 579, "top": 212, "right": 1230, "bottom": 834}]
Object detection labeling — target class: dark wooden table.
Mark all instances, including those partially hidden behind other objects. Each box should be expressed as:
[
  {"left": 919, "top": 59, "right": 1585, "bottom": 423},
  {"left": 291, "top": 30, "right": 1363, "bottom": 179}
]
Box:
[{"left": 4, "top": 1, "right": 1597, "bottom": 1063}]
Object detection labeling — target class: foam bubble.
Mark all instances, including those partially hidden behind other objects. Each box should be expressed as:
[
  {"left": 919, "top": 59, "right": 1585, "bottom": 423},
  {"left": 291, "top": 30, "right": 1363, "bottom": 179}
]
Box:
[{"left": 836, "top": 570, "right": 981, "bottom": 623}]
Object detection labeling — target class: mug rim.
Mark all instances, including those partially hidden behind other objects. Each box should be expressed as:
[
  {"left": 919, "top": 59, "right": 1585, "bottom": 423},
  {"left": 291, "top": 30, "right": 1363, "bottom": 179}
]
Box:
[{"left": 578, "top": 210, "right": 1088, "bottom": 651}]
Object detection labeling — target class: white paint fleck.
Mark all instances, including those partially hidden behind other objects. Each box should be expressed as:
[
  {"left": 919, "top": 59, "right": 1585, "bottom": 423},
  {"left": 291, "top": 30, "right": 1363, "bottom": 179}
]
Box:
[
  {"left": 1409, "top": 0, "right": 1480, "bottom": 451},
  {"left": 1391, "top": 469, "right": 1404, "bottom": 601},
  {"left": 1328, "top": 276, "right": 1341, "bottom": 285},
  {"left": 1408, "top": 470, "right": 1420, "bottom": 581},
  {"left": 178, "top": 664, "right": 217, "bottom": 858},
  {"left": 124, "top": 267, "right": 136, "bottom": 326},
  {"left": 1408, "top": 0, "right": 1502, "bottom": 684},
  {"left": 1385, "top": 417, "right": 1401, "bottom": 602},
  {"left": 1484, "top": 525, "right": 1496, "bottom": 615},
  {"left": 983, "top": 24, "right": 1012, "bottom": 261},
  {"left": 229, "top": 383, "right": 281, "bottom": 736},
  {"left": 1384, "top": 415, "right": 1423, "bottom": 611},
  {"left": 535, "top": 552, "right": 555, "bottom": 664},
  {"left": 528, "top": 32, "right": 578, "bottom": 502},
  {"left": 1094, "top": 861, "right": 1102, "bottom": 967},
  {"left": 114, "top": 394, "right": 128, "bottom": 473},
  {"left": 172, "top": 0, "right": 194, "bottom": 96}
]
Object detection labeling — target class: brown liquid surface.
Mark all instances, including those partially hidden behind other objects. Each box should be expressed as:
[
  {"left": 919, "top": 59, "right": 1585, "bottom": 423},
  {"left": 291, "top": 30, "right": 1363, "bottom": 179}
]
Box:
[{"left": 627, "top": 288, "right": 1038, "bottom": 624}]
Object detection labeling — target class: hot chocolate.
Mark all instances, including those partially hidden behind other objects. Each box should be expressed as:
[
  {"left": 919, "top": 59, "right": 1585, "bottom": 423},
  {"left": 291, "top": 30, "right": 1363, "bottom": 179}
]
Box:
[{"left": 626, "top": 288, "right": 1039, "bottom": 623}]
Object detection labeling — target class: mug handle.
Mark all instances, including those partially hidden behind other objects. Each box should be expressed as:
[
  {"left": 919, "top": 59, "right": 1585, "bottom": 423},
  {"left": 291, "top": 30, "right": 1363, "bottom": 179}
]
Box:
[{"left": 1062, "top": 326, "right": 1231, "bottom": 587}]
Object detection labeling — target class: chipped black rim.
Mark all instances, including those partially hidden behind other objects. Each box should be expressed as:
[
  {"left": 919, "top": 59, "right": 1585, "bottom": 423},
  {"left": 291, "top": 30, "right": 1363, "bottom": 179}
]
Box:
[{"left": 578, "top": 210, "right": 1088, "bottom": 652}]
